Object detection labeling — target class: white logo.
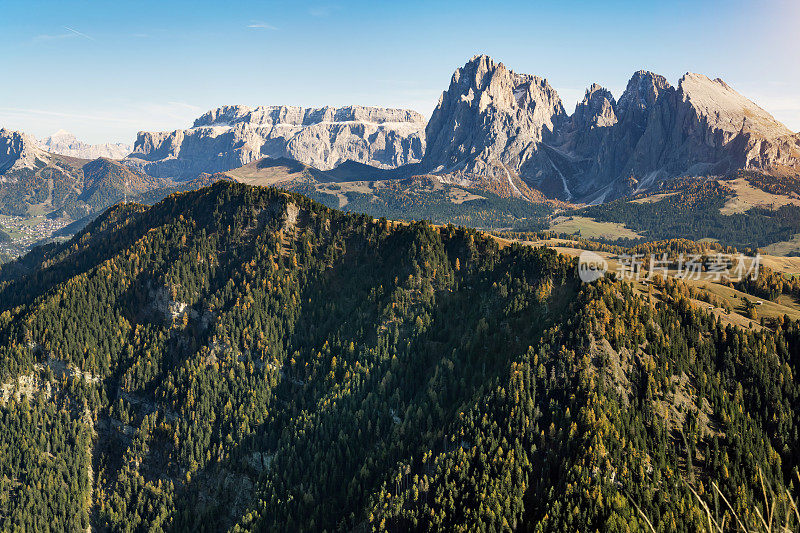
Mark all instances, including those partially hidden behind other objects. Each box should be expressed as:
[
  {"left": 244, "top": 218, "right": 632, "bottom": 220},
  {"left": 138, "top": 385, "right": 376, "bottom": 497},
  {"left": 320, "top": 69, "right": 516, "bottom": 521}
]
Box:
[{"left": 578, "top": 251, "right": 607, "bottom": 283}]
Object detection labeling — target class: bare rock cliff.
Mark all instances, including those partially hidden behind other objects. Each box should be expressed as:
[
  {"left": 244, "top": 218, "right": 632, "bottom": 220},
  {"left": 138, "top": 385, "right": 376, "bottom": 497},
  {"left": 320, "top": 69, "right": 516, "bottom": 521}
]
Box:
[{"left": 126, "top": 105, "right": 426, "bottom": 178}]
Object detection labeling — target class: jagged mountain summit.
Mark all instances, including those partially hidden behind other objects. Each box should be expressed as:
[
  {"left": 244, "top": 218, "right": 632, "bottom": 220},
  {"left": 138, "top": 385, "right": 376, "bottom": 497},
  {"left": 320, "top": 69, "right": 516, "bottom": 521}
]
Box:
[
  {"left": 422, "top": 55, "right": 800, "bottom": 202},
  {"left": 6, "top": 56, "right": 798, "bottom": 206},
  {"left": 423, "top": 54, "right": 568, "bottom": 197},
  {"left": 0, "top": 128, "right": 51, "bottom": 173},
  {"left": 125, "top": 104, "right": 426, "bottom": 179},
  {"left": 38, "top": 130, "right": 132, "bottom": 160}
]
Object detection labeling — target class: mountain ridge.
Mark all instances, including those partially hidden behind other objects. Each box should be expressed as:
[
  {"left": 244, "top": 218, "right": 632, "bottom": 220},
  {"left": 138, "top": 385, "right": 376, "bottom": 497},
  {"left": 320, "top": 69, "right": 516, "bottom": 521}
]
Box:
[
  {"left": 422, "top": 55, "right": 799, "bottom": 202},
  {"left": 125, "top": 104, "right": 426, "bottom": 179},
  {"left": 118, "top": 55, "right": 798, "bottom": 203},
  {"left": 38, "top": 130, "right": 132, "bottom": 160},
  {"left": 0, "top": 180, "right": 797, "bottom": 530},
  {"left": 3, "top": 55, "right": 787, "bottom": 205}
]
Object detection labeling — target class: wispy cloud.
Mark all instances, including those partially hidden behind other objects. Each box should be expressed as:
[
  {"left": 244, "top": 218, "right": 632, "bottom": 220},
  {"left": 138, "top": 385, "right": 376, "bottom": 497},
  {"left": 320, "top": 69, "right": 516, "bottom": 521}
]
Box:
[
  {"left": 34, "top": 32, "right": 74, "bottom": 42},
  {"left": 247, "top": 21, "right": 278, "bottom": 30},
  {"left": 308, "top": 5, "right": 338, "bottom": 18},
  {"left": 0, "top": 101, "right": 203, "bottom": 127},
  {"left": 0, "top": 101, "right": 207, "bottom": 143},
  {"left": 63, "top": 26, "right": 95, "bottom": 41},
  {"left": 165, "top": 101, "right": 204, "bottom": 115},
  {"left": 34, "top": 26, "right": 95, "bottom": 42}
]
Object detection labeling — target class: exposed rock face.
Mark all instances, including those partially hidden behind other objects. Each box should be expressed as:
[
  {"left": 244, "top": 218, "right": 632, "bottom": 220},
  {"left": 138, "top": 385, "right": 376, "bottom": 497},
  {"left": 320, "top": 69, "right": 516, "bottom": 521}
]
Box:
[
  {"left": 678, "top": 73, "right": 791, "bottom": 140},
  {"left": 558, "top": 71, "right": 676, "bottom": 199},
  {"left": 581, "top": 71, "right": 800, "bottom": 200},
  {"left": 422, "top": 56, "right": 799, "bottom": 202},
  {"left": 126, "top": 105, "right": 426, "bottom": 178},
  {"left": 557, "top": 84, "right": 619, "bottom": 188},
  {"left": 571, "top": 84, "right": 617, "bottom": 131},
  {"left": 665, "top": 73, "right": 799, "bottom": 175},
  {"left": 0, "top": 128, "right": 50, "bottom": 174},
  {"left": 422, "top": 55, "right": 567, "bottom": 196},
  {"left": 39, "top": 130, "right": 131, "bottom": 160}
]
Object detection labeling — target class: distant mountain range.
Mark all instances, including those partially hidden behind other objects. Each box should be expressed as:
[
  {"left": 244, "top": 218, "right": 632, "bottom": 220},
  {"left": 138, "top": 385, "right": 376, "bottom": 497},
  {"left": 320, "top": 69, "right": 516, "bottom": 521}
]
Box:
[
  {"left": 1, "top": 54, "right": 799, "bottom": 247},
  {"left": 124, "top": 105, "right": 426, "bottom": 179},
  {"left": 110, "top": 55, "right": 799, "bottom": 204},
  {"left": 422, "top": 55, "right": 800, "bottom": 202},
  {"left": 38, "top": 130, "right": 131, "bottom": 160},
  {"left": 0, "top": 128, "right": 166, "bottom": 218},
  {"left": 0, "top": 128, "right": 225, "bottom": 250}
]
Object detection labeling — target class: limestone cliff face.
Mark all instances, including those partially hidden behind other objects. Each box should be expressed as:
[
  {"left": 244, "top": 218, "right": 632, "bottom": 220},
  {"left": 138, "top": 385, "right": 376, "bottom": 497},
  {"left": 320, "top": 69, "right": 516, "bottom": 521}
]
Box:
[
  {"left": 562, "top": 71, "right": 676, "bottom": 199},
  {"left": 663, "top": 73, "right": 799, "bottom": 175},
  {"left": 0, "top": 129, "right": 50, "bottom": 174},
  {"left": 422, "top": 54, "right": 567, "bottom": 195},
  {"left": 421, "top": 56, "right": 799, "bottom": 202},
  {"left": 126, "top": 105, "right": 426, "bottom": 178},
  {"left": 571, "top": 84, "right": 617, "bottom": 131},
  {"left": 590, "top": 72, "right": 800, "bottom": 198},
  {"left": 121, "top": 56, "right": 799, "bottom": 201}
]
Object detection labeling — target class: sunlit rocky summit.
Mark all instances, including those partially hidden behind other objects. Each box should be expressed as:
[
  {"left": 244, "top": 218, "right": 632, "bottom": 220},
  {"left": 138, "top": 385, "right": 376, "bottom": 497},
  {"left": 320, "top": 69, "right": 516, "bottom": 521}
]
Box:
[
  {"left": 4, "top": 55, "right": 799, "bottom": 205},
  {"left": 421, "top": 55, "right": 800, "bottom": 201},
  {"left": 1, "top": 128, "right": 50, "bottom": 173}
]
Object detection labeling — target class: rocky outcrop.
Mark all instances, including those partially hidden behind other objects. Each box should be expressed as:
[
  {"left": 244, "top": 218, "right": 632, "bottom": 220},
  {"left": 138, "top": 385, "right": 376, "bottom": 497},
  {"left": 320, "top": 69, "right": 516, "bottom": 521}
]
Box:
[
  {"left": 571, "top": 84, "right": 617, "bottom": 131},
  {"left": 38, "top": 130, "right": 131, "bottom": 160},
  {"left": 422, "top": 54, "right": 568, "bottom": 196},
  {"left": 558, "top": 71, "right": 676, "bottom": 199},
  {"left": 0, "top": 128, "right": 50, "bottom": 174},
  {"left": 422, "top": 56, "right": 799, "bottom": 202},
  {"left": 665, "top": 73, "right": 799, "bottom": 175},
  {"left": 126, "top": 105, "right": 426, "bottom": 178}
]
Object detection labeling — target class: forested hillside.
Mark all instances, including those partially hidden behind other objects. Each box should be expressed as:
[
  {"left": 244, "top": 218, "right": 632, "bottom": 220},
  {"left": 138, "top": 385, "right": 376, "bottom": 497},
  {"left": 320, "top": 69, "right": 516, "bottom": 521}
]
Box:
[
  {"left": 292, "top": 177, "right": 551, "bottom": 231},
  {"left": 577, "top": 180, "right": 800, "bottom": 249},
  {"left": 0, "top": 182, "right": 797, "bottom": 531}
]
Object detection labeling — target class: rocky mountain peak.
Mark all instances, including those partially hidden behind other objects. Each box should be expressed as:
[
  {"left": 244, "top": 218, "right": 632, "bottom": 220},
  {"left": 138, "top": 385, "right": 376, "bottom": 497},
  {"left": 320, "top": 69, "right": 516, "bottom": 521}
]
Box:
[
  {"left": 677, "top": 72, "right": 792, "bottom": 139},
  {"left": 452, "top": 54, "right": 499, "bottom": 87},
  {"left": 447, "top": 54, "right": 514, "bottom": 113},
  {"left": 423, "top": 55, "right": 565, "bottom": 182},
  {"left": 446, "top": 54, "right": 564, "bottom": 119},
  {"left": 192, "top": 105, "right": 250, "bottom": 127},
  {"left": 572, "top": 84, "right": 617, "bottom": 129},
  {"left": 617, "top": 70, "right": 672, "bottom": 114},
  {"left": 421, "top": 59, "right": 798, "bottom": 203},
  {"left": 0, "top": 128, "right": 50, "bottom": 173},
  {"left": 48, "top": 129, "right": 76, "bottom": 141}
]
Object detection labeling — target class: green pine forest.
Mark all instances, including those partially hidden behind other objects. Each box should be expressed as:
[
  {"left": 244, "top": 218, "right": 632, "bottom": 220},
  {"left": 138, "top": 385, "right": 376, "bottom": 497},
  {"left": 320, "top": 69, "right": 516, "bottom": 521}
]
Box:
[{"left": 0, "top": 182, "right": 797, "bottom": 531}]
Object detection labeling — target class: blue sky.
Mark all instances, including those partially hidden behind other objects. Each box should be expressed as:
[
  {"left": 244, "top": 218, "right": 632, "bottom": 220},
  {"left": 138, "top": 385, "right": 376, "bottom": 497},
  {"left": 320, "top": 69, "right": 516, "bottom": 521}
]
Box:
[{"left": 1, "top": 0, "right": 798, "bottom": 144}]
